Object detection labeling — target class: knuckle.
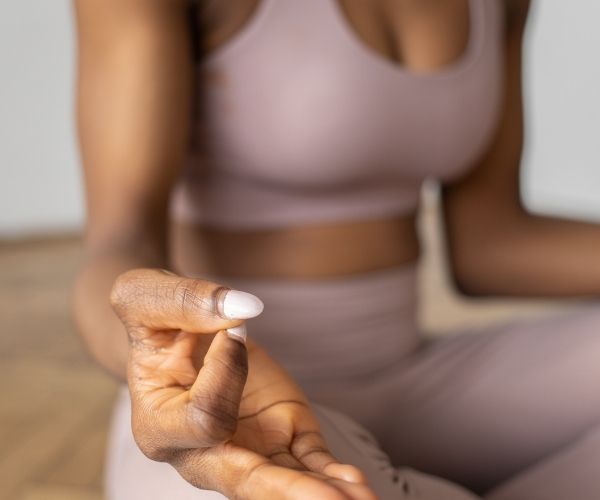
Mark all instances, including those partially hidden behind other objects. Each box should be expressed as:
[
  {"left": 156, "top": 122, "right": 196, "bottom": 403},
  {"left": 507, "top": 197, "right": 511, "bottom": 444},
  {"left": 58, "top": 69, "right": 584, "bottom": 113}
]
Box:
[
  {"left": 173, "top": 278, "right": 220, "bottom": 319},
  {"left": 110, "top": 269, "right": 167, "bottom": 324},
  {"left": 174, "top": 279, "right": 203, "bottom": 317},
  {"left": 108, "top": 273, "right": 129, "bottom": 310},
  {"left": 109, "top": 269, "right": 144, "bottom": 314}
]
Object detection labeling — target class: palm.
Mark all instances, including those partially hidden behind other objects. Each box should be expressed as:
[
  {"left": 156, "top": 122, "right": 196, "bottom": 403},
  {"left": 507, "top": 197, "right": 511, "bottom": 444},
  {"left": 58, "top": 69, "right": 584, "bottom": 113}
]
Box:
[
  {"left": 130, "top": 330, "right": 372, "bottom": 498},
  {"left": 233, "top": 345, "right": 318, "bottom": 466},
  {"left": 133, "top": 329, "right": 317, "bottom": 458}
]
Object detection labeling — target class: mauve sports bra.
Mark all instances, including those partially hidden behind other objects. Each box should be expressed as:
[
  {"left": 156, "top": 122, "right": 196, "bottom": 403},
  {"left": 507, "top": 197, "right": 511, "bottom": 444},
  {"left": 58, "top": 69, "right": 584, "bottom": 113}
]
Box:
[{"left": 171, "top": 0, "right": 505, "bottom": 229}]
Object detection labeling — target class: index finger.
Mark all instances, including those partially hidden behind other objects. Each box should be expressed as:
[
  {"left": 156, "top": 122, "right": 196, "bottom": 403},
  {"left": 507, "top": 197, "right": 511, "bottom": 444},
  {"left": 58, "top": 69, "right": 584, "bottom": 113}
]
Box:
[{"left": 109, "top": 268, "right": 264, "bottom": 333}]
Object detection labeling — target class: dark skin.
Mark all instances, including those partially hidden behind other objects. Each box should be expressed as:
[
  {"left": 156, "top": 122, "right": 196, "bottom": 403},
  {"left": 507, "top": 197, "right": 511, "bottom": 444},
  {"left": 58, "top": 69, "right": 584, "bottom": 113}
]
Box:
[{"left": 72, "top": 0, "right": 600, "bottom": 497}]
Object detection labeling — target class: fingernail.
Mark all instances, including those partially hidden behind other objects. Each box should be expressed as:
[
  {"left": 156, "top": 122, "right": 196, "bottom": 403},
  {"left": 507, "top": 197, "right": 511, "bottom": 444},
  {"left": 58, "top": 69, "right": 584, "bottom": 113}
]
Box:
[
  {"left": 226, "top": 324, "right": 247, "bottom": 344},
  {"left": 220, "top": 290, "right": 264, "bottom": 319}
]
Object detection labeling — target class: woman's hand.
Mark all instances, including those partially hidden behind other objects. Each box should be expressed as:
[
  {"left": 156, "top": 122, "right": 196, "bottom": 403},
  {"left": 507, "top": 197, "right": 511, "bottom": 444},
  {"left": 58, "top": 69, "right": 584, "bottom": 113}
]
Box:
[{"left": 110, "top": 269, "right": 376, "bottom": 499}]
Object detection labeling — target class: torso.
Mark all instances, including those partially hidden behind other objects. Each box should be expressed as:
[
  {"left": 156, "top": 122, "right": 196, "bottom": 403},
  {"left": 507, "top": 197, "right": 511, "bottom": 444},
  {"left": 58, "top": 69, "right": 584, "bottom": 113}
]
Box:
[{"left": 170, "top": 0, "right": 503, "bottom": 279}]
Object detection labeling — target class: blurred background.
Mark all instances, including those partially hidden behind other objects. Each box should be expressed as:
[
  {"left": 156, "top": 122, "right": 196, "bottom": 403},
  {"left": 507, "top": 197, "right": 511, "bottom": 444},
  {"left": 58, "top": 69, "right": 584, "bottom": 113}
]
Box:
[{"left": 1, "top": 1, "right": 599, "bottom": 499}]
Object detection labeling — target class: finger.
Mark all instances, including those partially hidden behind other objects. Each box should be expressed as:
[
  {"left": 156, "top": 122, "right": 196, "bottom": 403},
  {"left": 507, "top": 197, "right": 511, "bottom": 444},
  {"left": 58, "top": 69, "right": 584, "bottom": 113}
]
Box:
[
  {"left": 173, "top": 444, "right": 361, "bottom": 500},
  {"left": 110, "top": 268, "right": 263, "bottom": 333},
  {"left": 292, "top": 429, "right": 368, "bottom": 485},
  {"left": 186, "top": 331, "right": 249, "bottom": 447},
  {"left": 312, "top": 474, "right": 379, "bottom": 500},
  {"left": 324, "top": 463, "right": 370, "bottom": 485},
  {"left": 129, "top": 331, "right": 248, "bottom": 457},
  {"left": 267, "top": 449, "right": 306, "bottom": 471}
]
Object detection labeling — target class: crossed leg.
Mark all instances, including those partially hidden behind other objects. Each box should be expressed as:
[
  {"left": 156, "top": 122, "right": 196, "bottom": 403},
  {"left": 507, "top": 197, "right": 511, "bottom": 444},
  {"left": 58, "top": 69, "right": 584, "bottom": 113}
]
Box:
[
  {"left": 105, "top": 306, "right": 600, "bottom": 499},
  {"left": 486, "top": 423, "right": 600, "bottom": 500},
  {"left": 104, "top": 387, "right": 478, "bottom": 499}
]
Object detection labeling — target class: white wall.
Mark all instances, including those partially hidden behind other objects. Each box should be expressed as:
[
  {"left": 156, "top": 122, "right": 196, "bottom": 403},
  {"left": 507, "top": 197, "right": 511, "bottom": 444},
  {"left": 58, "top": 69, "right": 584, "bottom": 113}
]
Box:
[
  {"left": 0, "top": 1, "right": 599, "bottom": 238},
  {"left": 522, "top": 0, "right": 600, "bottom": 221},
  {"left": 0, "top": 1, "right": 82, "bottom": 237}
]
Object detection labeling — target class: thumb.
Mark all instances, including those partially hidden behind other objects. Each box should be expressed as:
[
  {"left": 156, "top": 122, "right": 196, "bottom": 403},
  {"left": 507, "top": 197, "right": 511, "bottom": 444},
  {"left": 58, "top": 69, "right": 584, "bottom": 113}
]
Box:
[
  {"left": 185, "top": 329, "right": 249, "bottom": 447},
  {"left": 129, "top": 330, "right": 250, "bottom": 452}
]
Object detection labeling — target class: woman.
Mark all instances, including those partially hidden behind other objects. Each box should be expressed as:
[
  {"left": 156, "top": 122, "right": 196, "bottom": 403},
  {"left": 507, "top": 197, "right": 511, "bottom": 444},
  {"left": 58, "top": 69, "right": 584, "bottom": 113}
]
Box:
[{"left": 72, "top": 0, "right": 600, "bottom": 498}]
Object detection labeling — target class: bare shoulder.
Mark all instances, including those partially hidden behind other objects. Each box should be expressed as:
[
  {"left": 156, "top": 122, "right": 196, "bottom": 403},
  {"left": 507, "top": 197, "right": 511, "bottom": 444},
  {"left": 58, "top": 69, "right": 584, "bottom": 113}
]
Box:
[{"left": 73, "top": 0, "right": 189, "bottom": 25}]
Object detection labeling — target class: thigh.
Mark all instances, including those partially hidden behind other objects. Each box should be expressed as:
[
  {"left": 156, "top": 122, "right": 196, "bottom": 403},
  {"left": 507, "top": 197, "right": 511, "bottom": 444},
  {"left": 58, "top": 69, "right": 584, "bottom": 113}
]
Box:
[
  {"left": 105, "top": 387, "right": 479, "bottom": 499},
  {"left": 314, "top": 405, "right": 479, "bottom": 500},
  {"left": 380, "top": 305, "right": 600, "bottom": 493},
  {"left": 485, "top": 422, "right": 600, "bottom": 500}
]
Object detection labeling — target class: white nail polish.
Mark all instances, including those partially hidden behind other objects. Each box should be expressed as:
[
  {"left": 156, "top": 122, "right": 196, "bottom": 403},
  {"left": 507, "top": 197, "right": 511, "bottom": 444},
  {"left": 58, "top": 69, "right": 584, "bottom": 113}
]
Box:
[
  {"left": 221, "top": 290, "right": 264, "bottom": 319},
  {"left": 226, "top": 324, "right": 247, "bottom": 344}
]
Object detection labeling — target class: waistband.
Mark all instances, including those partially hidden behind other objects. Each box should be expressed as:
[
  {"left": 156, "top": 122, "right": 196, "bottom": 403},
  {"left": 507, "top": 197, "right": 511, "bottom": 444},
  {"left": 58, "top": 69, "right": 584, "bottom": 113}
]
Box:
[{"left": 200, "top": 264, "right": 421, "bottom": 382}]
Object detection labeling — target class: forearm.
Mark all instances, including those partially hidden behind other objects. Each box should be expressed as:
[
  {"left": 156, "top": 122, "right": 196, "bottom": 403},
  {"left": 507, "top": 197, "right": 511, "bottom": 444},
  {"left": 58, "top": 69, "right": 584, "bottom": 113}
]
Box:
[
  {"left": 73, "top": 243, "right": 166, "bottom": 379},
  {"left": 72, "top": 0, "right": 194, "bottom": 378},
  {"left": 448, "top": 208, "right": 600, "bottom": 298}
]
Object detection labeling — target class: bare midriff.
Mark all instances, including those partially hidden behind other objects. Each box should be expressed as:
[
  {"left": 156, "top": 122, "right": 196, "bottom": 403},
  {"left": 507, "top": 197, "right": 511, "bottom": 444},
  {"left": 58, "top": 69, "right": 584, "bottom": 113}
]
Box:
[{"left": 170, "top": 213, "right": 420, "bottom": 279}]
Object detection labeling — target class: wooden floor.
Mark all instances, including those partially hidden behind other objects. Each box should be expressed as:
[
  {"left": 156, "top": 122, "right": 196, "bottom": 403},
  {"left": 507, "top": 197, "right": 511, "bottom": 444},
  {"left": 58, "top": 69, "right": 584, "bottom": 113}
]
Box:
[
  {"left": 0, "top": 204, "right": 568, "bottom": 500},
  {"left": 0, "top": 237, "right": 118, "bottom": 500}
]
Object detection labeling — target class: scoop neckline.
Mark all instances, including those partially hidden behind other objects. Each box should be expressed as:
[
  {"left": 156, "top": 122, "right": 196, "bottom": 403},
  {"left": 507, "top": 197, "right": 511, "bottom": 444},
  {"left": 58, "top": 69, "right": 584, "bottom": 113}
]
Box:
[
  {"left": 327, "top": 0, "right": 485, "bottom": 80},
  {"left": 200, "top": 0, "right": 273, "bottom": 65},
  {"left": 200, "top": 0, "right": 486, "bottom": 81}
]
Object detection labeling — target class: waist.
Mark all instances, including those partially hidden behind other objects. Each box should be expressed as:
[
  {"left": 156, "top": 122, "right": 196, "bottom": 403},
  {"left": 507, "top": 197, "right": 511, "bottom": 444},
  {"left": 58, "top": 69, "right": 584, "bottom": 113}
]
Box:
[
  {"left": 170, "top": 213, "right": 420, "bottom": 279},
  {"left": 189, "top": 261, "right": 421, "bottom": 382}
]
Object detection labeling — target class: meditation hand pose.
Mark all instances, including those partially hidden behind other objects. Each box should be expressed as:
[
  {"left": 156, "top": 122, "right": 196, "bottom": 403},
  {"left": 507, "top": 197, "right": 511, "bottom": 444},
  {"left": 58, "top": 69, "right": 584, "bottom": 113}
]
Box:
[{"left": 109, "top": 269, "right": 375, "bottom": 499}]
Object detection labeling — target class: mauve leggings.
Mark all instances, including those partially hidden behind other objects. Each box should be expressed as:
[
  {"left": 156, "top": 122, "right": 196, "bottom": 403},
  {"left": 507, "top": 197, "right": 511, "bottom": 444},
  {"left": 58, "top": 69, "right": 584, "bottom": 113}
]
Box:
[{"left": 106, "top": 265, "right": 600, "bottom": 499}]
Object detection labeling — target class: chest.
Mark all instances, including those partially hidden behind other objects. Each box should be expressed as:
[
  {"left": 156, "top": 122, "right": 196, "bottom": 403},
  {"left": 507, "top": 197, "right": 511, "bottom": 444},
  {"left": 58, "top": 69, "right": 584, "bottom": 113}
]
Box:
[
  {"left": 199, "top": 0, "right": 476, "bottom": 72},
  {"left": 191, "top": 0, "right": 505, "bottom": 188}
]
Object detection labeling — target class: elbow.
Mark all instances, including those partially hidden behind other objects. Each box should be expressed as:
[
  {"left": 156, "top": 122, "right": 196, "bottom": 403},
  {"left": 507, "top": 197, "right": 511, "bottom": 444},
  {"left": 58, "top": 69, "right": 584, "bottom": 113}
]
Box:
[
  {"left": 445, "top": 234, "right": 519, "bottom": 298},
  {"left": 442, "top": 203, "right": 515, "bottom": 298},
  {"left": 444, "top": 232, "right": 502, "bottom": 298},
  {"left": 447, "top": 257, "right": 495, "bottom": 298}
]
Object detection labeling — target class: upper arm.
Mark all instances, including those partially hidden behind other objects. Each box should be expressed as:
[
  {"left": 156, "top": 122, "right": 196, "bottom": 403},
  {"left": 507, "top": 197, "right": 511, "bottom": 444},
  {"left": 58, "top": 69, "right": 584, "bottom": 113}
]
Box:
[
  {"left": 441, "top": 0, "right": 531, "bottom": 291},
  {"left": 74, "top": 0, "right": 194, "bottom": 254}
]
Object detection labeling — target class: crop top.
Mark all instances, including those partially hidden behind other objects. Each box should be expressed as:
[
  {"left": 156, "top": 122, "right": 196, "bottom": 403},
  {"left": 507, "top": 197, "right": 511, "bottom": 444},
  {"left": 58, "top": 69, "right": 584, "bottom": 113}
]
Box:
[{"left": 170, "top": 0, "right": 505, "bottom": 229}]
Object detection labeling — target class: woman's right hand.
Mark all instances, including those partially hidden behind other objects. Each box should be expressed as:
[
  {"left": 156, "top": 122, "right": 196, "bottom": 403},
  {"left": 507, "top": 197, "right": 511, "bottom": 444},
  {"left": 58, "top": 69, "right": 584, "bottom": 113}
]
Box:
[{"left": 110, "top": 268, "right": 376, "bottom": 499}]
